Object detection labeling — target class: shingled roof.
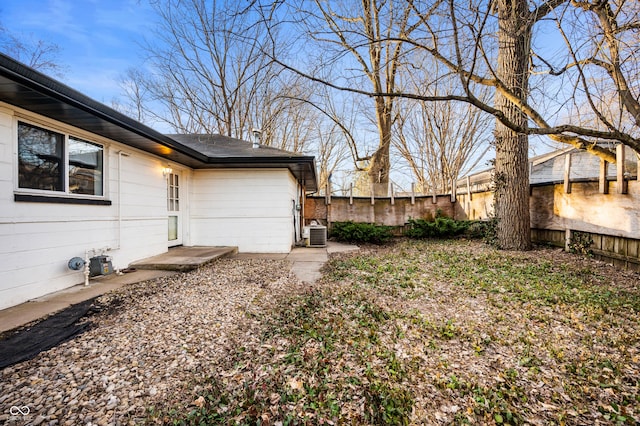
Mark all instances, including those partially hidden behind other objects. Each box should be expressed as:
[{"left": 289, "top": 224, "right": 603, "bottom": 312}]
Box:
[{"left": 168, "top": 133, "right": 304, "bottom": 158}]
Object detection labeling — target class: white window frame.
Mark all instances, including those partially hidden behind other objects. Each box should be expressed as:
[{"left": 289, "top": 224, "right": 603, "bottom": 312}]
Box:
[{"left": 15, "top": 119, "right": 107, "bottom": 200}]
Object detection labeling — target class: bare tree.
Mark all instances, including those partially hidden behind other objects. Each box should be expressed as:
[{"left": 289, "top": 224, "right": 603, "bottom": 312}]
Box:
[
  {"left": 113, "top": 68, "right": 149, "bottom": 123},
  {"left": 314, "top": 123, "right": 351, "bottom": 195},
  {"left": 544, "top": 1, "right": 640, "bottom": 146},
  {"left": 271, "top": 0, "right": 640, "bottom": 249},
  {"left": 410, "top": 0, "right": 640, "bottom": 249},
  {"left": 489, "top": 0, "right": 535, "bottom": 250},
  {"left": 131, "top": 0, "right": 271, "bottom": 137},
  {"left": 119, "top": 0, "right": 317, "bottom": 154},
  {"left": 254, "top": 76, "right": 320, "bottom": 152},
  {"left": 282, "top": 0, "right": 425, "bottom": 195},
  {"left": 394, "top": 74, "right": 492, "bottom": 195},
  {"left": 0, "top": 24, "right": 64, "bottom": 76}
]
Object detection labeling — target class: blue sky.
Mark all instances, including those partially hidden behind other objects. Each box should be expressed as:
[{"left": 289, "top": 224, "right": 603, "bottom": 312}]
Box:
[{"left": 1, "top": 0, "right": 155, "bottom": 104}]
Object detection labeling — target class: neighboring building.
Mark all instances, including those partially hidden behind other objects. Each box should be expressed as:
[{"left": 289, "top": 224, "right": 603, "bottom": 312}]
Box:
[
  {"left": 455, "top": 144, "right": 639, "bottom": 229},
  {"left": 458, "top": 144, "right": 638, "bottom": 191},
  {"left": 529, "top": 145, "right": 637, "bottom": 184},
  {"left": 0, "top": 54, "right": 317, "bottom": 310}
]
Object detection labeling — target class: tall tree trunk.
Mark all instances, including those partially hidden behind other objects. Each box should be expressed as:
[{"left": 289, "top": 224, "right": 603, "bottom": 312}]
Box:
[
  {"left": 369, "top": 99, "right": 392, "bottom": 196},
  {"left": 368, "top": 143, "right": 391, "bottom": 196},
  {"left": 494, "top": 0, "right": 532, "bottom": 250}
]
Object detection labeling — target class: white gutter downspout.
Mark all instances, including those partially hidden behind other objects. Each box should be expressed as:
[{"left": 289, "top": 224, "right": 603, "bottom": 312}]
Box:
[
  {"left": 116, "top": 151, "right": 130, "bottom": 250},
  {"left": 79, "top": 151, "right": 129, "bottom": 286}
]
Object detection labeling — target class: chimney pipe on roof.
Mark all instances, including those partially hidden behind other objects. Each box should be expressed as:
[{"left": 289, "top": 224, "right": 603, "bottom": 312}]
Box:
[{"left": 251, "top": 128, "right": 262, "bottom": 148}]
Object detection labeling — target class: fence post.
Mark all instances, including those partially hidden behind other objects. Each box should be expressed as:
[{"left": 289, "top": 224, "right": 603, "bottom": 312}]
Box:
[
  {"left": 450, "top": 178, "right": 457, "bottom": 203},
  {"left": 599, "top": 159, "right": 609, "bottom": 194},
  {"left": 390, "top": 182, "right": 394, "bottom": 205},
  {"left": 563, "top": 153, "right": 572, "bottom": 194},
  {"left": 349, "top": 183, "right": 353, "bottom": 205},
  {"left": 616, "top": 144, "right": 628, "bottom": 194},
  {"left": 371, "top": 183, "right": 375, "bottom": 205},
  {"left": 411, "top": 182, "right": 415, "bottom": 205}
]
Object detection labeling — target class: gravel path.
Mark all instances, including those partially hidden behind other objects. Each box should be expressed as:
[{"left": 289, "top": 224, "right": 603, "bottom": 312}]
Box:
[{"left": 0, "top": 258, "right": 304, "bottom": 426}]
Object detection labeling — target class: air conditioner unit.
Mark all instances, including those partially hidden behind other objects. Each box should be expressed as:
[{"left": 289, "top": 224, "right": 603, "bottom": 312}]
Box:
[{"left": 308, "top": 225, "right": 327, "bottom": 247}]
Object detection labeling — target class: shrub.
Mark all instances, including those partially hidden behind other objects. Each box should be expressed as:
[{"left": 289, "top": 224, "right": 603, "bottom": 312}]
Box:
[
  {"left": 466, "top": 217, "right": 498, "bottom": 246},
  {"left": 330, "top": 221, "right": 393, "bottom": 244},
  {"left": 568, "top": 231, "right": 593, "bottom": 256},
  {"left": 405, "top": 216, "right": 470, "bottom": 239}
]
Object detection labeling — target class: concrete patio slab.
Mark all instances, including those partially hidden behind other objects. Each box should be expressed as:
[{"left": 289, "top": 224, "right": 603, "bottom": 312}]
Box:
[{"left": 130, "top": 246, "right": 237, "bottom": 271}]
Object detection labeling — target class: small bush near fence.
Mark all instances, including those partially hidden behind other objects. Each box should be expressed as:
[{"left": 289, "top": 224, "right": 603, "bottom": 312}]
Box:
[
  {"left": 568, "top": 231, "right": 594, "bottom": 256},
  {"left": 331, "top": 221, "right": 394, "bottom": 245},
  {"left": 404, "top": 217, "right": 470, "bottom": 239},
  {"left": 331, "top": 218, "right": 497, "bottom": 245},
  {"left": 466, "top": 217, "right": 498, "bottom": 246}
]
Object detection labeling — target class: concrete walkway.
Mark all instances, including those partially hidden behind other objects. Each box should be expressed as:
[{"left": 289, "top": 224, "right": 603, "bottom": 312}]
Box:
[
  {"left": 0, "top": 269, "right": 176, "bottom": 334},
  {"left": 0, "top": 242, "right": 358, "bottom": 334},
  {"left": 231, "top": 241, "right": 359, "bottom": 283}
]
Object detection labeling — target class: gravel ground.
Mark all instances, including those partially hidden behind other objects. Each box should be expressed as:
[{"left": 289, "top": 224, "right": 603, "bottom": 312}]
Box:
[
  {"left": 163, "top": 240, "right": 638, "bottom": 424},
  {"left": 2, "top": 241, "right": 639, "bottom": 425},
  {"left": 0, "top": 258, "right": 305, "bottom": 426}
]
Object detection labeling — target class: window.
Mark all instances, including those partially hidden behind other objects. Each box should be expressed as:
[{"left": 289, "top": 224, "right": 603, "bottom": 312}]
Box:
[
  {"left": 69, "top": 137, "right": 104, "bottom": 196},
  {"left": 18, "top": 122, "right": 64, "bottom": 191},
  {"left": 18, "top": 122, "right": 104, "bottom": 196},
  {"left": 167, "top": 172, "right": 179, "bottom": 211}
]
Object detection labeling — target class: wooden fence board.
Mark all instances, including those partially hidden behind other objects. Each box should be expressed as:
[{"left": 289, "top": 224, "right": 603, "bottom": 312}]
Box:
[{"left": 306, "top": 179, "right": 640, "bottom": 272}]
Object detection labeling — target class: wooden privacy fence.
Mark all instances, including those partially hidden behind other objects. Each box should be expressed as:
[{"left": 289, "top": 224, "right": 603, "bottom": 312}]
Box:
[
  {"left": 456, "top": 171, "right": 640, "bottom": 271},
  {"left": 456, "top": 180, "right": 640, "bottom": 271},
  {"left": 305, "top": 182, "right": 639, "bottom": 272},
  {"left": 304, "top": 194, "right": 455, "bottom": 235}
]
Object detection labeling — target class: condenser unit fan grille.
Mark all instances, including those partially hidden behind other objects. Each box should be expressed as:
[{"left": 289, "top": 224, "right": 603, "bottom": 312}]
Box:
[{"left": 309, "top": 226, "right": 327, "bottom": 247}]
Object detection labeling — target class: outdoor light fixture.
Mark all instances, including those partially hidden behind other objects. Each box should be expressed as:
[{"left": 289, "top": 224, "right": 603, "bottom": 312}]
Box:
[{"left": 162, "top": 165, "right": 173, "bottom": 176}]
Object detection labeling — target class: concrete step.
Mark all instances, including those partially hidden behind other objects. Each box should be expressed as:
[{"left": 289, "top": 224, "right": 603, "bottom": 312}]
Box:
[{"left": 129, "top": 246, "right": 237, "bottom": 272}]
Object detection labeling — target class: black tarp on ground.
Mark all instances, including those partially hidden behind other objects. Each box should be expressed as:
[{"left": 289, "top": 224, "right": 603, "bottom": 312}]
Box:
[{"left": 0, "top": 298, "right": 96, "bottom": 369}]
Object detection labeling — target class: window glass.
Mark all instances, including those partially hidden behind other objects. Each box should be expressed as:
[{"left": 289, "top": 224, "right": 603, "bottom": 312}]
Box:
[
  {"left": 168, "top": 216, "right": 178, "bottom": 240},
  {"left": 167, "top": 172, "right": 179, "bottom": 212},
  {"left": 69, "top": 137, "right": 103, "bottom": 195},
  {"left": 17, "top": 121, "right": 105, "bottom": 197},
  {"left": 18, "top": 122, "right": 64, "bottom": 191}
]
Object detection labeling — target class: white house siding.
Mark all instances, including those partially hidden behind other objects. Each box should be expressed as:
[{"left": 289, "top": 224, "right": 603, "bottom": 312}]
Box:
[
  {"left": 190, "top": 169, "right": 298, "bottom": 253},
  {"left": 0, "top": 104, "right": 174, "bottom": 310}
]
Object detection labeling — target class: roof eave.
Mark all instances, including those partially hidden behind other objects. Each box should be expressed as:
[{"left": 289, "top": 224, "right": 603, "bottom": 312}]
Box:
[
  {"left": 0, "top": 53, "right": 207, "bottom": 164},
  {"left": 0, "top": 54, "right": 318, "bottom": 191}
]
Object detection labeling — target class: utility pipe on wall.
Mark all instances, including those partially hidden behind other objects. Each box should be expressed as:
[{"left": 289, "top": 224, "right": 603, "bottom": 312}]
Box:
[
  {"left": 84, "top": 250, "right": 90, "bottom": 286},
  {"left": 116, "top": 151, "right": 131, "bottom": 250}
]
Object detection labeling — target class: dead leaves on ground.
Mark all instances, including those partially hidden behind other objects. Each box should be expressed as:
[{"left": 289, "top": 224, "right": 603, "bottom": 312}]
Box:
[{"left": 152, "top": 240, "right": 640, "bottom": 425}]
